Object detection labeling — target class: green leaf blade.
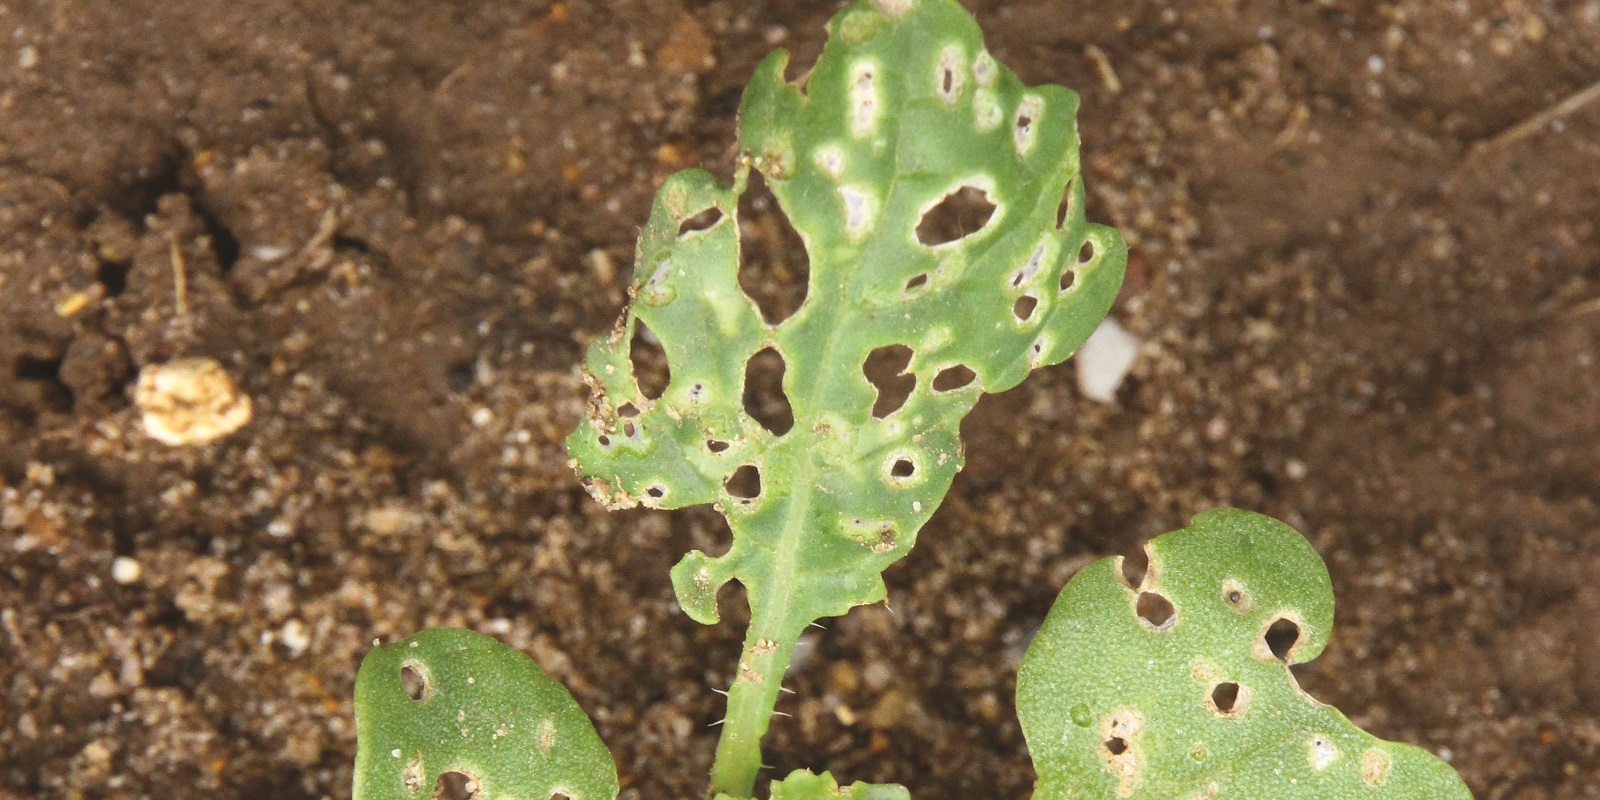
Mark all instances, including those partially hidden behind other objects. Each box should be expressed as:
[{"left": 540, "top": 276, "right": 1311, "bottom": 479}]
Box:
[
  {"left": 568, "top": 0, "right": 1125, "bottom": 636},
  {"left": 1017, "top": 509, "right": 1474, "bottom": 800},
  {"left": 353, "top": 628, "right": 619, "bottom": 800}
]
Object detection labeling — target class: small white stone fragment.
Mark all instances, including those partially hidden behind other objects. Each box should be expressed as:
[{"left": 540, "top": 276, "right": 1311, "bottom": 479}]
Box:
[
  {"left": 111, "top": 556, "right": 142, "bottom": 585},
  {"left": 18, "top": 46, "right": 39, "bottom": 70},
  {"left": 279, "top": 619, "right": 311, "bottom": 659},
  {"left": 1075, "top": 318, "right": 1140, "bottom": 403},
  {"left": 135, "top": 357, "right": 253, "bottom": 446},
  {"left": 250, "top": 245, "right": 290, "bottom": 261}
]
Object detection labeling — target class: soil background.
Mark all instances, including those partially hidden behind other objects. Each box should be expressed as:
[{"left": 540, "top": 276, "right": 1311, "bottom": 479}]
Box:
[{"left": 3, "top": 0, "right": 1598, "bottom": 798}]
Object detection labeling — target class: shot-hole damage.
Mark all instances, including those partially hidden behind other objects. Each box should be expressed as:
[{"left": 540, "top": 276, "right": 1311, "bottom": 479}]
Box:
[
  {"left": 904, "top": 272, "right": 929, "bottom": 292},
  {"left": 1264, "top": 617, "right": 1301, "bottom": 661},
  {"left": 890, "top": 458, "right": 915, "bottom": 478},
  {"left": 1136, "top": 591, "right": 1175, "bottom": 629},
  {"left": 737, "top": 172, "right": 810, "bottom": 324},
  {"left": 725, "top": 464, "right": 761, "bottom": 499},
  {"left": 743, "top": 347, "right": 794, "bottom": 435},
  {"left": 1078, "top": 238, "right": 1097, "bottom": 265},
  {"left": 707, "top": 439, "right": 730, "bottom": 454},
  {"left": 629, "top": 320, "right": 670, "bottom": 400},
  {"left": 863, "top": 344, "right": 915, "bottom": 418},
  {"left": 932, "top": 364, "right": 976, "bottom": 391},
  {"left": 1055, "top": 178, "right": 1077, "bottom": 228},
  {"left": 850, "top": 61, "right": 879, "bottom": 136},
  {"left": 1221, "top": 579, "right": 1251, "bottom": 613},
  {"left": 1104, "top": 737, "right": 1128, "bottom": 756},
  {"left": 1119, "top": 547, "right": 1149, "bottom": 589},
  {"left": 1209, "top": 682, "right": 1241, "bottom": 714},
  {"left": 1014, "top": 95, "right": 1043, "bottom": 154},
  {"left": 678, "top": 205, "right": 724, "bottom": 237},
  {"left": 434, "top": 770, "right": 478, "bottom": 799},
  {"left": 915, "top": 186, "right": 996, "bottom": 246},
  {"left": 646, "top": 485, "right": 666, "bottom": 499},
  {"left": 1058, "top": 268, "right": 1076, "bottom": 292},
  {"left": 936, "top": 45, "right": 964, "bottom": 102},
  {"left": 400, "top": 660, "right": 429, "bottom": 701},
  {"left": 1013, "top": 294, "right": 1038, "bottom": 322}
]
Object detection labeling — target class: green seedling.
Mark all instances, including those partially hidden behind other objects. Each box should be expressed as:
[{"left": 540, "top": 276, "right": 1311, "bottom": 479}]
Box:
[
  {"left": 351, "top": 1, "right": 1475, "bottom": 798},
  {"left": 567, "top": 0, "right": 1120, "bottom": 795}
]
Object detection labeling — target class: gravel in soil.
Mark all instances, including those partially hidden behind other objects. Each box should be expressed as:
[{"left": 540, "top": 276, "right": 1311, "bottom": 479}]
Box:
[{"left": 2, "top": 1, "right": 1598, "bottom": 798}]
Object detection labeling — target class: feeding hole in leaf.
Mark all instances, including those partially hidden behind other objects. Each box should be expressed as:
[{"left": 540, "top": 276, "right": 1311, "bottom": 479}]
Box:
[
  {"left": 678, "top": 205, "right": 724, "bottom": 237},
  {"left": 630, "top": 320, "right": 670, "bottom": 400},
  {"left": 890, "top": 458, "right": 915, "bottom": 478},
  {"left": 1013, "top": 294, "right": 1038, "bottom": 322},
  {"left": 400, "top": 659, "right": 430, "bottom": 702},
  {"left": 1209, "top": 682, "right": 1242, "bottom": 715},
  {"left": 596, "top": 434, "right": 612, "bottom": 447},
  {"left": 1136, "top": 591, "right": 1175, "bottom": 630},
  {"left": 616, "top": 402, "right": 639, "bottom": 437},
  {"left": 1119, "top": 547, "right": 1149, "bottom": 589},
  {"left": 434, "top": 770, "right": 478, "bottom": 799},
  {"left": 1221, "top": 579, "right": 1252, "bottom": 613},
  {"left": 743, "top": 347, "right": 794, "bottom": 435},
  {"left": 904, "top": 272, "right": 929, "bottom": 292},
  {"left": 1058, "top": 267, "right": 1076, "bottom": 292},
  {"left": 1014, "top": 95, "right": 1043, "bottom": 154},
  {"left": 932, "top": 364, "right": 976, "bottom": 392},
  {"left": 863, "top": 344, "right": 915, "bottom": 418},
  {"left": 1012, "top": 244, "right": 1048, "bottom": 288},
  {"left": 1055, "top": 178, "right": 1077, "bottom": 228},
  {"left": 936, "top": 45, "right": 964, "bottom": 102},
  {"left": 915, "top": 186, "right": 996, "bottom": 246},
  {"left": 1264, "top": 617, "right": 1301, "bottom": 661},
  {"left": 1077, "top": 238, "right": 1097, "bottom": 266},
  {"left": 738, "top": 172, "right": 810, "bottom": 324},
  {"left": 646, "top": 485, "right": 666, "bottom": 499},
  {"left": 850, "top": 61, "right": 878, "bottom": 136},
  {"left": 707, "top": 439, "right": 730, "bottom": 453},
  {"left": 725, "top": 464, "right": 761, "bottom": 499},
  {"left": 1104, "top": 737, "right": 1129, "bottom": 756}
]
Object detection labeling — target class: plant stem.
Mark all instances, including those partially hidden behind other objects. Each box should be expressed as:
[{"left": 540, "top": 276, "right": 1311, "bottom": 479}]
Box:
[{"left": 707, "top": 600, "right": 798, "bottom": 798}]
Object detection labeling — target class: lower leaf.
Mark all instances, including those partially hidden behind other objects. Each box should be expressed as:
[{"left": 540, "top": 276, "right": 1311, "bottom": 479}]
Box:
[
  {"left": 353, "top": 627, "right": 619, "bottom": 800},
  {"left": 1018, "top": 509, "right": 1473, "bottom": 799}
]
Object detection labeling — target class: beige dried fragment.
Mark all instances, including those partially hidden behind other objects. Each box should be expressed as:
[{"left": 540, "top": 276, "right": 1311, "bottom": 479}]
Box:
[{"left": 135, "top": 357, "right": 252, "bottom": 446}]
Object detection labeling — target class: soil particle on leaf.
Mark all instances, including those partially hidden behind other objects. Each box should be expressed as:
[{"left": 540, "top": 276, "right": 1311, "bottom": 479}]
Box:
[{"left": 2, "top": 1, "right": 1599, "bottom": 799}]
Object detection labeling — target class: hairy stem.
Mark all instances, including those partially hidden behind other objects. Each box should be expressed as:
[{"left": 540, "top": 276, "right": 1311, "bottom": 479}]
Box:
[{"left": 708, "top": 603, "right": 798, "bottom": 799}]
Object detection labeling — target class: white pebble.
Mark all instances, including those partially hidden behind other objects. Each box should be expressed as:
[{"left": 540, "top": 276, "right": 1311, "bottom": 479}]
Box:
[
  {"left": 135, "top": 357, "right": 252, "bottom": 446},
  {"left": 1075, "top": 318, "right": 1141, "bottom": 403},
  {"left": 279, "top": 619, "right": 311, "bottom": 659},
  {"left": 111, "top": 556, "right": 142, "bottom": 584}
]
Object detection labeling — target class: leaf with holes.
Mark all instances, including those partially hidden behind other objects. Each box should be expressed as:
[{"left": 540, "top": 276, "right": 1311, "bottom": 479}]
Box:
[
  {"left": 1017, "top": 510, "right": 1473, "bottom": 800},
  {"left": 353, "top": 628, "right": 619, "bottom": 800},
  {"left": 567, "top": 0, "right": 1123, "bottom": 642},
  {"left": 712, "top": 770, "right": 909, "bottom": 800}
]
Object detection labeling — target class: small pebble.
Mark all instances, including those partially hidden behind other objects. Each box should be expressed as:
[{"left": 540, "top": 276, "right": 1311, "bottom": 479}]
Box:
[
  {"left": 111, "top": 556, "right": 142, "bottom": 584},
  {"left": 135, "top": 357, "right": 253, "bottom": 446},
  {"left": 1076, "top": 318, "right": 1141, "bottom": 403}
]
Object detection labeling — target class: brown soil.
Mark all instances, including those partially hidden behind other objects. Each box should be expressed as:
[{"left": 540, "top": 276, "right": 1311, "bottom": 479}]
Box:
[{"left": 3, "top": 1, "right": 1597, "bottom": 798}]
